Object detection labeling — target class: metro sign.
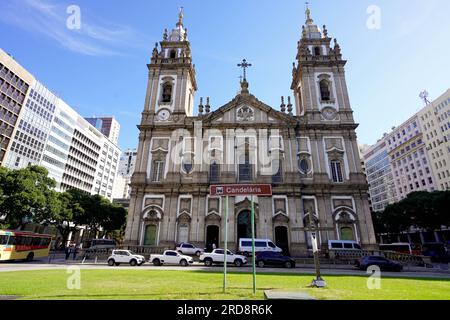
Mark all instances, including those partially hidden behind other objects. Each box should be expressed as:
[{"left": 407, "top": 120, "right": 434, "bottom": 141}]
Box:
[{"left": 210, "top": 184, "right": 273, "bottom": 197}]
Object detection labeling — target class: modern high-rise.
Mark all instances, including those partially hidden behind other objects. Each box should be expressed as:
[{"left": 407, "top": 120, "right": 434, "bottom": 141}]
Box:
[
  {"left": 85, "top": 116, "right": 120, "bottom": 145},
  {"left": 0, "top": 49, "right": 34, "bottom": 165},
  {"left": 118, "top": 148, "right": 137, "bottom": 177},
  {"left": 363, "top": 89, "right": 450, "bottom": 207},
  {"left": 362, "top": 138, "right": 396, "bottom": 212},
  {"left": 418, "top": 89, "right": 450, "bottom": 191},
  {"left": 0, "top": 48, "right": 121, "bottom": 201}
]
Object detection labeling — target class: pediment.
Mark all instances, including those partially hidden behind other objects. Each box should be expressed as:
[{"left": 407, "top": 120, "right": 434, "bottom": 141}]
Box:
[{"left": 201, "top": 93, "right": 296, "bottom": 126}]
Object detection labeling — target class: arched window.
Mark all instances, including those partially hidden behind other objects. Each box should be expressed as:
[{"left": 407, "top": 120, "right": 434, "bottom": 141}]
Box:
[
  {"left": 182, "top": 154, "right": 194, "bottom": 174},
  {"left": 319, "top": 79, "right": 331, "bottom": 101},
  {"left": 314, "top": 46, "right": 321, "bottom": 56},
  {"left": 161, "top": 82, "right": 173, "bottom": 103},
  {"left": 210, "top": 161, "right": 220, "bottom": 183},
  {"left": 239, "top": 142, "right": 252, "bottom": 182},
  {"left": 272, "top": 159, "right": 283, "bottom": 183},
  {"left": 330, "top": 160, "right": 343, "bottom": 183},
  {"left": 151, "top": 160, "right": 165, "bottom": 182},
  {"left": 299, "top": 158, "right": 310, "bottom": 174},
  {"left": 340, "top": 227, "right": 354, "bottom": 241},
  {"left": 170, "top": 49, "right": 177, "bottom": 59}
]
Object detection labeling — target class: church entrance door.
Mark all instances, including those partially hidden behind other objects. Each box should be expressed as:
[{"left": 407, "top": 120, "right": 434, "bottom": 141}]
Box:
[
  {"left": 237, "top": 210, "right": 254, "bottom": 242},
  {"left": 275, "top": 226, "right": 289, "bottom": 256},
  {"left": 206, "top": 226, "right": 219, "bottom": 252}
]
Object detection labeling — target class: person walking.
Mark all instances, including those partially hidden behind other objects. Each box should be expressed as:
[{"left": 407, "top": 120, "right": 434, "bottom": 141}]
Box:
[
  {"left": 72, "top": 244, "right": 79, "bottom": 260},
  {"left": 65, "top": 245, "right": 71, "bottom": 260}
]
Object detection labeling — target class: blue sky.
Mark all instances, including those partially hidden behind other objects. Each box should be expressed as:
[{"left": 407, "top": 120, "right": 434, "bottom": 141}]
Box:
[{"left": 1, "top": 0, "right": 449, "bottom": 150}]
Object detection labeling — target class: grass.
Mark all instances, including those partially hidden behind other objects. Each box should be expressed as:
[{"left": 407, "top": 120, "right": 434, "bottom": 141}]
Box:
[{"left": 0, "top": 269, "right": 449, "bottom": 300}]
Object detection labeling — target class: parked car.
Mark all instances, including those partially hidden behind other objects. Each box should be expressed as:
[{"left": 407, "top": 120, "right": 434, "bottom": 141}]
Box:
[
  {"left": 200, "top": 249, "right": 247, "bottom": 267},
  {"left": 238, "top": 239, "right": 282, "bottom": 256},
  {"left": 150, "top": 250, "right": 194, "bottom": 266},
  {"left": 176, "top": 243, "right": 205, "bottom": 256},
  {"left": 328, "top": 240, "right": 362, "bottom": 251},
  {"left": 356, "top": 256, "right": 403, "bottom": 272},
  {"left": 255, "top": 252, "right": 295, "bottom": 269},
  {"left": 107, "top": 250, "right": 145, "bottom": 267},
  {"left": 422, "top": 242, "right": 450, "bottom": 262}
]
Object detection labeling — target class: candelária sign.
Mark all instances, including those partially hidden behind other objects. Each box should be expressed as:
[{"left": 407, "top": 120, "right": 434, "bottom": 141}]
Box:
[{"left": 210, "top": 184, "right": 273, "bottom": 196}]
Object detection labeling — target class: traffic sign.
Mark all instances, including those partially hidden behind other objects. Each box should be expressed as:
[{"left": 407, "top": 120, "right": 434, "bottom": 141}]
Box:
[{"left": 210, "top": 184, "right": 272, "bottom": 196}]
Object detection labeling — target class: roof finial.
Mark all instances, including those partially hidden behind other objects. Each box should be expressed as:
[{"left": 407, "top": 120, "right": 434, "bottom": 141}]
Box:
[
  {"left": 177, "top": 7, "right": 184, "bottom": 27},
  {"left": 305, "top": 2, "right": 311, "bottom": 21}
]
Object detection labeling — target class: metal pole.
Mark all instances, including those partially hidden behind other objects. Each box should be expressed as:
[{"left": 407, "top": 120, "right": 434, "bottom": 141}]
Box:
[
  {"left": 251, "top": 195, "right": 256, "bottom": 294},
  {"left": 223, "top": 196, "right": 229, "bottom": 293}
]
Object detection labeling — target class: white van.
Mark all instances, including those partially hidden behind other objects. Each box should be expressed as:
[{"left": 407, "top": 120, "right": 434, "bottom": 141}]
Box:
[
  {"left": 238, "top": 239, "right": 283, "bottom": 256},
  {"left": 328, "top": 240, "right": 362, "bottom": 251}
]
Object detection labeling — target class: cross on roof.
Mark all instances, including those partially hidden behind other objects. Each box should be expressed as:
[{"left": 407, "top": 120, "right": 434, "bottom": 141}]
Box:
[{"left": 237, "top": 59, "right": 252, "bottom": 81}]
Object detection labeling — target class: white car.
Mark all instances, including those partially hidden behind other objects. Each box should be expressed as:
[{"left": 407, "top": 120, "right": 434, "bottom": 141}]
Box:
[
  {"left": 200, "top": 249, "right": 248, "bottom": 267},
  {"left": 176, "top": 243, "right": 205, "bottom": 256},
  {"left": 150, "top": 250, "right": 194, "bottom": 266},
  {"left": 107, "top": 250, "right": 145, "bottom": 266},
  {"left": 238, "top": 238, "right": 282, "bottom": 256}
]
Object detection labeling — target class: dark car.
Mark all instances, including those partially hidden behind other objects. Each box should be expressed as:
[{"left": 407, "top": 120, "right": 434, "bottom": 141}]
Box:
[
  {"left": 256, "top": 252, "right": 295, "bottom": 269},
  {"left": 356, "top": 256, "right": 403, "bottom": 272},
  {"left": 422, "top": 243, "right": 450, "bottom": 263}
]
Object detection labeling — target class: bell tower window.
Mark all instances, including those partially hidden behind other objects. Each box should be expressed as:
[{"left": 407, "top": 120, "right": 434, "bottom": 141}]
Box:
[
  {"left": 320, "top": 79, "right": 331, "bottom": 101},
  {"left": 161, "top": 82, "right": 173, "bottom": 103},
  {"left": 314, "top": 46, "right": 321, "bottom": 56},
  {"left": 170, "top": 49, "right": 177, "bottom": 59}
]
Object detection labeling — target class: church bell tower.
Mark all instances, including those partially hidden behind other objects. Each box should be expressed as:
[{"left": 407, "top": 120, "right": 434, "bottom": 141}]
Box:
[
  {"left": 143, "top": 8, "right": 197, "bottom": 123},
  {"left": 291, "top": 6, "right": 354, "bottom": 124}
]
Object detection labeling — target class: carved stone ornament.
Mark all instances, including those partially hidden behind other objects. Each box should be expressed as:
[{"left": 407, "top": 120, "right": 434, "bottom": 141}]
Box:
[{"left": 236, "top": 105, "right": 254, "bottom": 122}]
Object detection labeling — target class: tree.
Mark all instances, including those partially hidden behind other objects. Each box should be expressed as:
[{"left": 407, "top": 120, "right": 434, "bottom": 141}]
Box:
[{"left": 0, "top": 166, "right": 56, "bottom": 229}]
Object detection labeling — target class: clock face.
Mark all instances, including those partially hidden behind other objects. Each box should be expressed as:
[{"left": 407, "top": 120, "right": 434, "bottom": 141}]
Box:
[
  {"left": 157, "top": 109, "right": 171, "bottom": 121},
  {"left": 322, "top": 107, "right": 337, "bottom": 120}
]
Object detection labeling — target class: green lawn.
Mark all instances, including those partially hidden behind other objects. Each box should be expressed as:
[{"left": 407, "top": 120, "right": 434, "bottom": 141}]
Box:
[{"left": 1, "top": 270, "right": 449, "bottom": 300}]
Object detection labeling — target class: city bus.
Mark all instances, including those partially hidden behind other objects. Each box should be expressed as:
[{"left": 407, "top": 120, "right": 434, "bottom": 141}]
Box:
[
  {"left": 379, "top": 243, "right": 421, "bottom": 256},
  {"left": 0, "top": 230, "right": 52, "bottom": 262}
]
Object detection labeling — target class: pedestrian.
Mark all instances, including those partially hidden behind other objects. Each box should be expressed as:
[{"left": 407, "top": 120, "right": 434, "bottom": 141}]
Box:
[
  {"left": 65, "top": 245, "right": 71, "bottom": 260},
  {"left": 212, "top": 241, "right": 217, "bottom": 250},
  {"left": 72, "top": 245, "right": 79, "bottom": 260}
]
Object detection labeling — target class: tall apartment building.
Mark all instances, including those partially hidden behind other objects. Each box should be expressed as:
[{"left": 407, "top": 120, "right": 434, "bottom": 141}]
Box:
[
  {"left": 0, "top": 48, "right": 121, "bottom": 201},
  {"left": 385, "top": 115, "right": 436, "bottom": 201},
  {"left": 363, "top": 89, "right": 450, "bottom": 207},
  {"left": 112, "top": 148, "right": 137, "bottom": 200},
  {"left": 85, "top": 116, "right": 120, "bottom": 145},
  {"left": 0, "top": 49, "right": 34, "bottom": 165},
  {"left": 418, "top": 89, "right": 450, "bottom": 191},
  {"left": 118, "top": 148, "right": 137, "bottom": 177},
  {"left": 363, "top": 139, "right": 396, "bottom": 212}
]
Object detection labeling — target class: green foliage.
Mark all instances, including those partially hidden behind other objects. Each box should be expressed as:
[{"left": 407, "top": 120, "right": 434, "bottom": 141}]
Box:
[
  {"left": 0, "top": 166, "right": 127, "bottom": 242},
  {"left": 0, "top": 166, "right": 56, "bottom": 229},
  {"left": 373, "top": 191, "right": 450, "bottom": 235}
]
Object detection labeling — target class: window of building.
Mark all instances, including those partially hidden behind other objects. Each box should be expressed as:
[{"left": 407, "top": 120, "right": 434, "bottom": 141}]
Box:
[
  {"left": 319, "top": 79, "right": 331, "bottom": 101},
  {"left": 210, "top": 161, "right": 220, "bottom": 183},
  {"left": 161, "top": 82, "right": 173, "bottom": 103},
  {"left": 151, "top": 160, "right": 165, "bottom": 182},
  {"left": 330, "top": 161, "right": 343, "bottom": 183}
]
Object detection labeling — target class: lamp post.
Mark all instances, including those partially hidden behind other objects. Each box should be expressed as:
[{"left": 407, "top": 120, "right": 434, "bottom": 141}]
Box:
[{"left": 307, "top": 210, "right": 326, "bottom": 288}]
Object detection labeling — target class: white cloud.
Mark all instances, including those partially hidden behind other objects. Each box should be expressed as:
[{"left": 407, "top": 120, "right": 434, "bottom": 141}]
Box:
[{"left": 0, "top": 0, "right": 151, "bottom": 56}]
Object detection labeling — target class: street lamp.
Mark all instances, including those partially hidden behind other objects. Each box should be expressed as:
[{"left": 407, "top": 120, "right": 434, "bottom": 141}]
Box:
[{"left": 307, "top": 210, "right": 326, "bottom": 288}]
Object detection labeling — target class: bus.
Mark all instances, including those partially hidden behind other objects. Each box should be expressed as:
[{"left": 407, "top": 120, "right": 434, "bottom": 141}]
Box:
[
  {"left": 0, "top": 230, "right": 52, "bottom": 262},
  {"left": 379, "top": 243, "right": 421, "bottom": 256}
]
